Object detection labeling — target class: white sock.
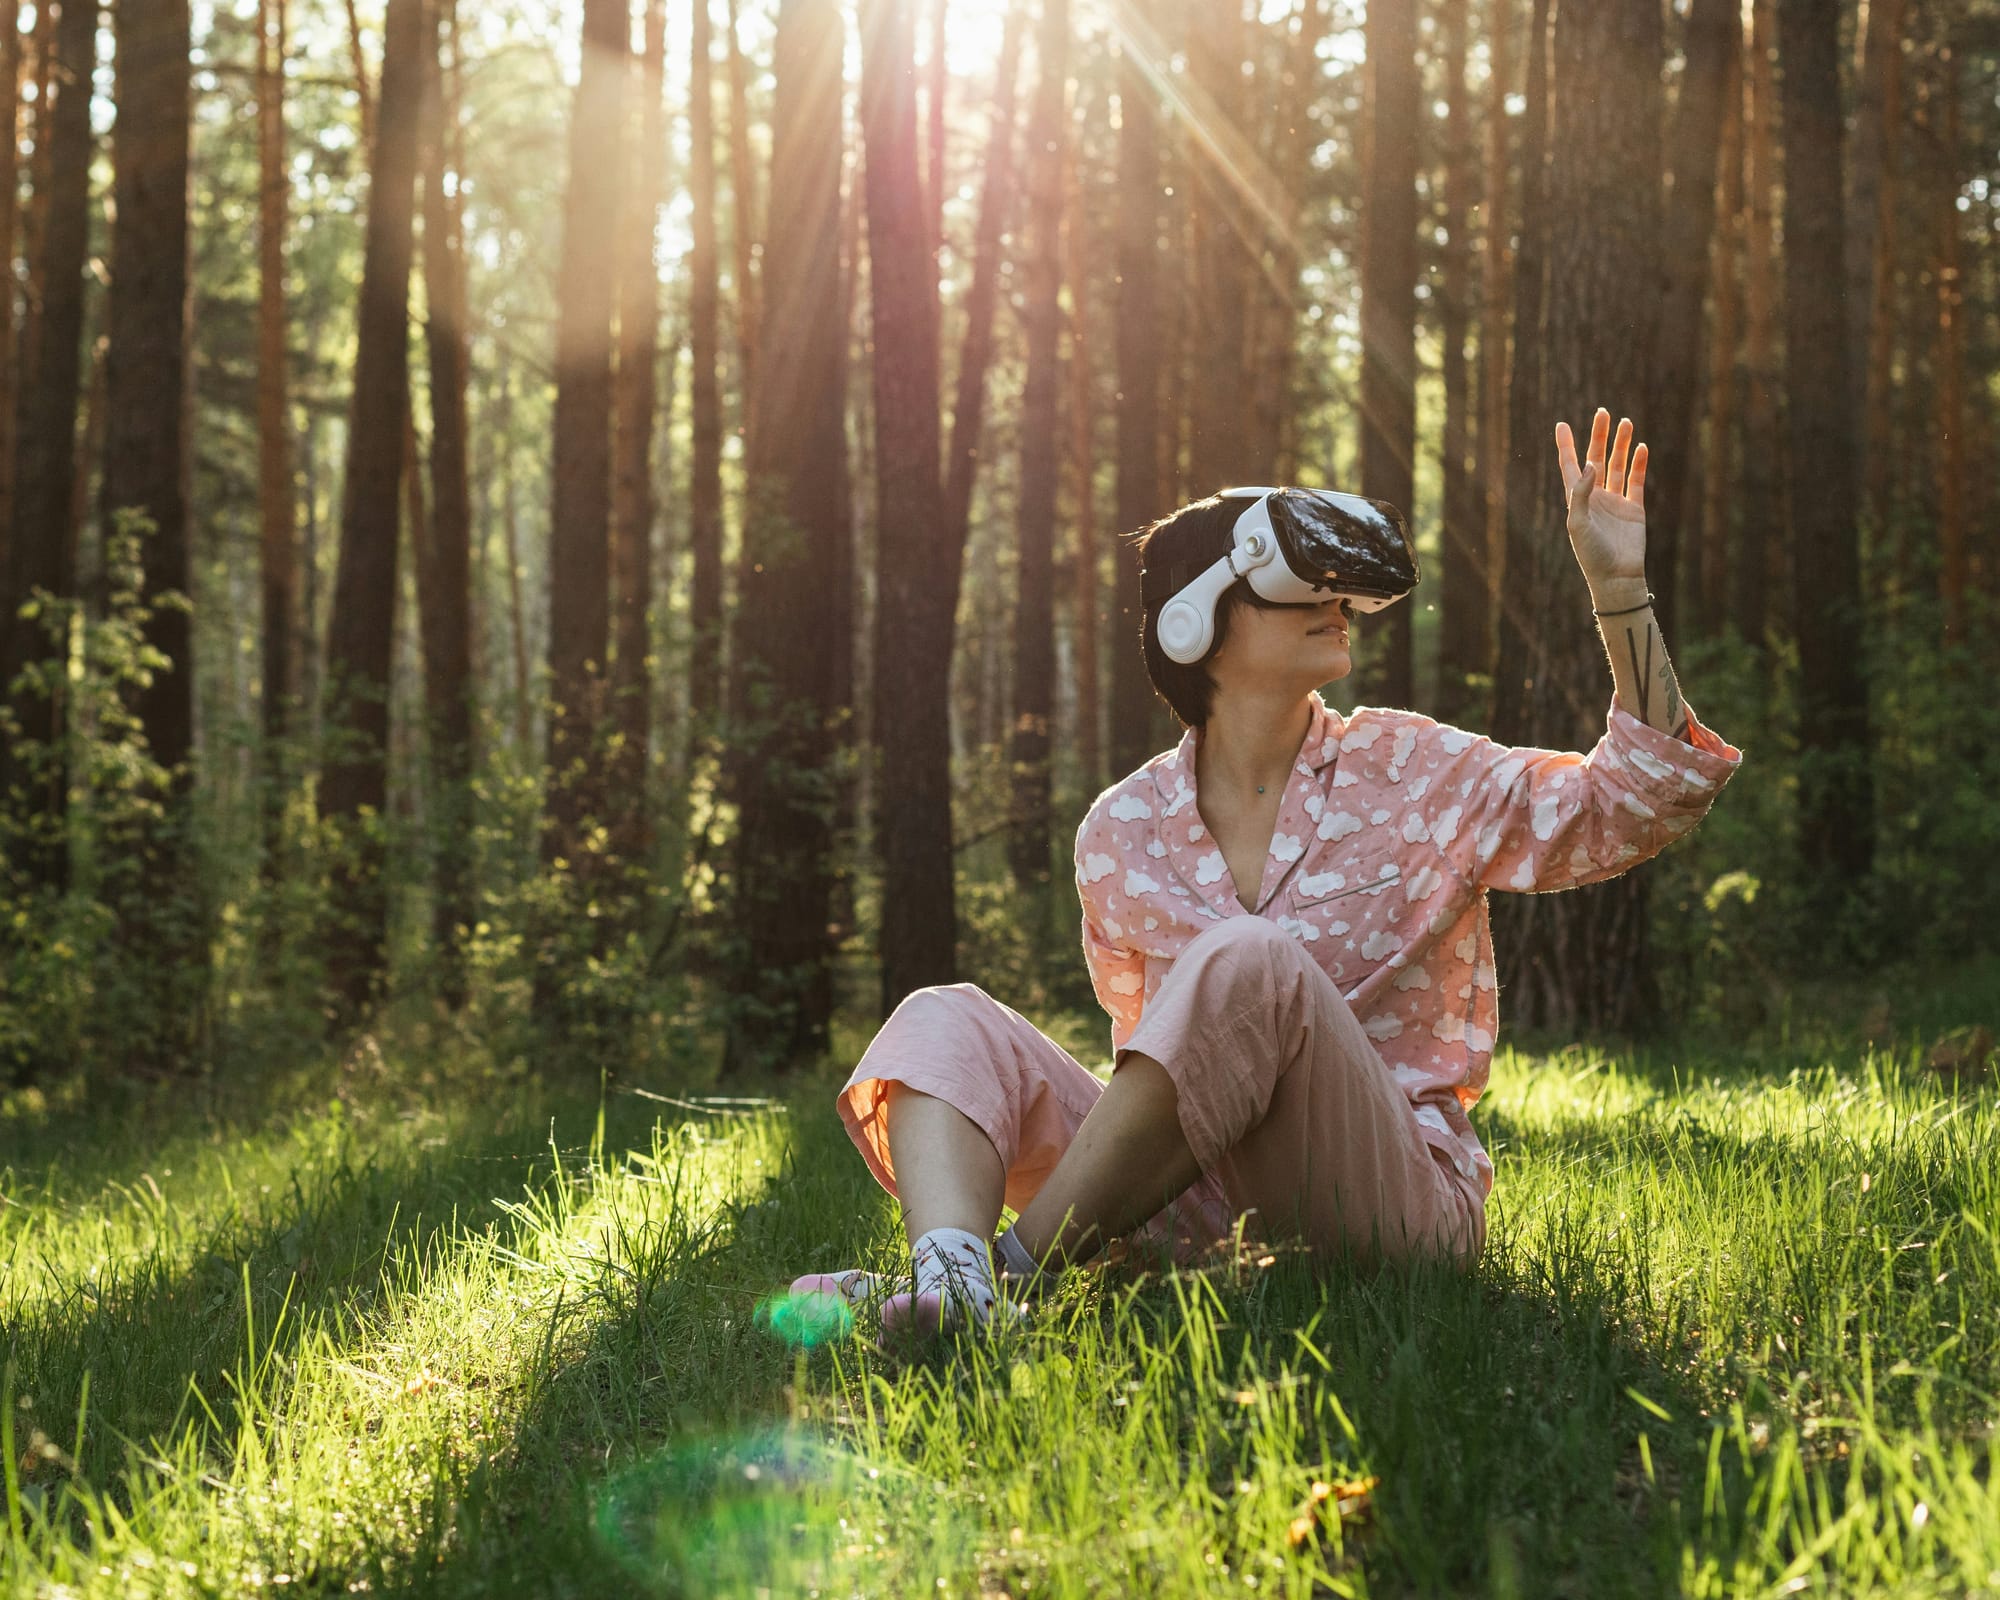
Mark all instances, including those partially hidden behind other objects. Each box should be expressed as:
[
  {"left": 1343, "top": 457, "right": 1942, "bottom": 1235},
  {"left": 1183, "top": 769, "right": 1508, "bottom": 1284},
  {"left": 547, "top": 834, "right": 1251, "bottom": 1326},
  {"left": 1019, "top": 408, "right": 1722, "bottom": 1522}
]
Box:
[{"left": 910, "top": 1226, "right": 999, "bottom": 1325}]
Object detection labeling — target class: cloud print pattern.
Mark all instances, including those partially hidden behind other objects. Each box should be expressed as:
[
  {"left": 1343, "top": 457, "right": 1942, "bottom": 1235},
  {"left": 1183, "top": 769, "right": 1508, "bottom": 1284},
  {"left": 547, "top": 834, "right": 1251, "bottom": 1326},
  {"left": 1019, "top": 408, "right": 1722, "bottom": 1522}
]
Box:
[{"left": 1076, "top": 690, "right": 1744, "bottom": 1201}]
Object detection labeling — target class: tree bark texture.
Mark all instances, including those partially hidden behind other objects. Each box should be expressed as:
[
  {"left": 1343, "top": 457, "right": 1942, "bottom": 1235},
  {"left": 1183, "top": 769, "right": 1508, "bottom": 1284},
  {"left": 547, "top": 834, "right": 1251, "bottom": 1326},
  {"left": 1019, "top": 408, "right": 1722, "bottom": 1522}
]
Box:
[
  {"left": 0, "top": 0, "right": 24, "bottom": 560},
  {"left": 1111, "top": 14, "right": 1159, "bottom": 780},
  {"left": 540, "top": 0, "right": 626, "bottom": 883},
  {"left": 688, "top": 0, "right": 725, "bottom": 728},
  {"left": 1007, "top": 0, "right": 1067, "bottom": 889},
  {"left": 1186, "top": 0, "right": 1251, "bottom": 493},
  {"left": 1492, "top": 0, "right": 1663, "bottom": 1034},
  {"left": 321, "top": 0, "right": 423, "bottom": 1019},
  {"left": 1776, "top": 0, "right": 1873, "bottom": 886},
  {"left": 0, "top": 0, "right": 97, "bottom": 900},
  {"left": 256, "top": 0, "right": 294, "bottom": 833},
  {"left": 100, "top": 0, "right": 200, "bottom": 1071},
  {"left": 1475, "top": 0, "right": 1511, "bottom": 694},
  {"left": 1645, "top": 0, "right": 1738, "bottom": 639},
  {"left": 725, "top": 0, "right": 847, "bottom": 1066},
  {"left": 612, "top": 0, "right": 666, "bottom": 861},
  {"left": 1735, "top": 0, "right": 1779, "bottom": 648},
  {"left": 1697, "top": 39, "right": 1743, "bottom": 624},
  {"left": 1846, "top": 0, "right": 1903, "bottom": 515},
  {"left": 861, "top": 0, "right": 956, "bottom": 1013},
  {"left": 1357, "top": 0, "right": 1418, "bottom": 709},
  {"left": 1436, "top": 0, "right": 1482, "bottom": 723},
  {"left": 419, "top": 0, "right": 474, "bottom": 1002}
]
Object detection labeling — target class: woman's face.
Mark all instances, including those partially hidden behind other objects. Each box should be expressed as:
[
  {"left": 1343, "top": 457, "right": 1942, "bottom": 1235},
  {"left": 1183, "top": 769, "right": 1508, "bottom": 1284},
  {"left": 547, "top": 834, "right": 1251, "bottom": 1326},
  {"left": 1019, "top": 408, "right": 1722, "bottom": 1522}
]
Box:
[{"left": 1208, "top": 592, "right": 1354, "bottom": 698}]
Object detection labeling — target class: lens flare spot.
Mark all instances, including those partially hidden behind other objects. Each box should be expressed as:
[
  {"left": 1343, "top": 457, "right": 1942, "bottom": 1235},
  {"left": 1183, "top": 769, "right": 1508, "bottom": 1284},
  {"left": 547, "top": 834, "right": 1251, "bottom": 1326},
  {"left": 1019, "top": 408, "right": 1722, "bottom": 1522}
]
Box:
[{"left": 753, "top": 1290, "right": 857, "bottom": 1349}]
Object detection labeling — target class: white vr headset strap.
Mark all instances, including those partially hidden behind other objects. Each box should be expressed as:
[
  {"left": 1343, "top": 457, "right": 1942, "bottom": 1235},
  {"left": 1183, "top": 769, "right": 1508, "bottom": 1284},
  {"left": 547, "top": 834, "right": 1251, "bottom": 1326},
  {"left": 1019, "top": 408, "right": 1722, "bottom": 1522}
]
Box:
[{"left": 1156, "top": 518, "right": 1279, "bottom": 664}]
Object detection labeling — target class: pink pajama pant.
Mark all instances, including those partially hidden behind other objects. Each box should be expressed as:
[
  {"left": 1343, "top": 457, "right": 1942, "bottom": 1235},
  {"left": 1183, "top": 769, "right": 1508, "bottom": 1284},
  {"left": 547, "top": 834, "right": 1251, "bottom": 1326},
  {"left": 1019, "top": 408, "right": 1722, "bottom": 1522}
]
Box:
[{"left": 836, "top": 915, "right": 1485, "bottom": 1270}]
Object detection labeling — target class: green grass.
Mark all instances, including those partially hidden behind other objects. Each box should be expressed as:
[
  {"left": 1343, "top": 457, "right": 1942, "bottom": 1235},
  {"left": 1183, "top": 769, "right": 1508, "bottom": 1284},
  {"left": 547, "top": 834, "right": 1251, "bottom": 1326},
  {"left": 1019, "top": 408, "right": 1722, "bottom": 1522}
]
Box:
[{"left": 2, "top": 973, "right": 1997, "bottom": 1597}]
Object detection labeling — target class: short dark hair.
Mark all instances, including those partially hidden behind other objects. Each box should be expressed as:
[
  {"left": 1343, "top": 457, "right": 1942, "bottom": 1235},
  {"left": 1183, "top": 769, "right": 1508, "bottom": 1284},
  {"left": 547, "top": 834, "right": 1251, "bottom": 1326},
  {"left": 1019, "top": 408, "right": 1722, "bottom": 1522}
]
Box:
[{"left": 1125, "top": 493, "right": 1289, "bottom": 729}]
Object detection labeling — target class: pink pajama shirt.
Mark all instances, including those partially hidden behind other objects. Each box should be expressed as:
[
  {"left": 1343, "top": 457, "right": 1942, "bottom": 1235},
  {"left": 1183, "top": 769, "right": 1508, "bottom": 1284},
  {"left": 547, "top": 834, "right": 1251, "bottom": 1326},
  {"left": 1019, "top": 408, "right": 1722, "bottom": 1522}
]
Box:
[{"left": 838, "top": 690, "right": 1743, "bottom": 1268}]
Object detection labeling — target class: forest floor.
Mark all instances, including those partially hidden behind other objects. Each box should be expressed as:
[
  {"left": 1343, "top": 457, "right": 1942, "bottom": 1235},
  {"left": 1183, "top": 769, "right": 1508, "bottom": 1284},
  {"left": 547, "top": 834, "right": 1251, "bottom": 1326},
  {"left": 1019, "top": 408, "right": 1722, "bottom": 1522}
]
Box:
[{"left": 2, "top": 960, "right": 1997, "bottom": 1598}]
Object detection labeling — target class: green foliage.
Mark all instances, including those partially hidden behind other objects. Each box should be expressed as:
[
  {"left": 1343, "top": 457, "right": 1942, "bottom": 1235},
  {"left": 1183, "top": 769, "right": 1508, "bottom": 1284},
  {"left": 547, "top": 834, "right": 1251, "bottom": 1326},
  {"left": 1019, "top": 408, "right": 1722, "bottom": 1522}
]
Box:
[{"left": 0, "top": 513, "right": 202, "bottom": 1083}]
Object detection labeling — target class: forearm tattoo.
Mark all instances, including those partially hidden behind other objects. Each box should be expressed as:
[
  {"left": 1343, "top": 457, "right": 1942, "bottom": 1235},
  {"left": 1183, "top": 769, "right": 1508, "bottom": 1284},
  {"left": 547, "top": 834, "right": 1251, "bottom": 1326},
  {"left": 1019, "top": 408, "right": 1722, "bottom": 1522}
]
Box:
[{"left": 1620, "top": 618, "right": 1692, "bottom": 743}]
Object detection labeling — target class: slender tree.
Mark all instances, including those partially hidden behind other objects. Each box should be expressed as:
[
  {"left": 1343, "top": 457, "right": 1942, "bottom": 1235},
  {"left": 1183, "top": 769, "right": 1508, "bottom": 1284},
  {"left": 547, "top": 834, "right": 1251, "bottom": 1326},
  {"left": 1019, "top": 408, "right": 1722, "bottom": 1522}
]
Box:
[
  {"left": 1110, "top": 7, "right": 1160, "bottom": 780},
  {"left": 1007, "top": 0, "right": 1068, "bottom": 889},
  {"left": 725, "top": 0, "right": 762, "bottom": 428},
  {"left": 321, "top": 0, "right": 425, "bottom": 1020},
  {"left": 725, "top": 0, "right": 847, "bottom": 1065},
  {"left": 1846, "top": 0, "right": 1904, "bottom": 506},
  {"left": 0, "top": 0, "right": 97, "bottom": 901},
  {"left": 256, "top": 0, "right": 294, "bottom": 860},
  {"left": 1492, "top": 0, "right": 1664, "bottom": 1032},
  {"left": 1735, "top": 0, "right": 1779, "bottom": 647},
  {"left": 1644, "top": 0, "right": 1737, "bottom": 638},
  {"left": 1697, "top": 39, "right": 1743, "bottom": 623},
  {"left": 1436, "top": 0, "right": 1481, "bottom": 721},
  {"left": 1186, "top": 0, "right": 1251, "bottom": 492},
  {"left": 861, "top": 0, "right": 955, "bottom": 1011},
  {"left": 539, "top": 0, "right": 628, "bottom": 961},
  {"left": 1934, "top": 36, "right": 1965, "bottom": 648},
  {"left": 1358, "top": 0, "right": 1419, "bottom": 707},
  {"left": 1777, "top": 0, "right": 1872, "bottom": 894},
  {"left": 1064, "top": 132, "right": 1101, "bottom": 794},
  {"left": 1475, "top": 0, "right": 1511, "bottom": 682},
  {"left": 418, "top": 0, "right": 474, "bottom": 1003},
  {"left": 0, "top": 0, "right": 24, "bottom": 553},
  {"left": 612, "top": 0, "right": 667, "bottom": 861},
  {"left": 99, "top": 0, "right": 198, "bottom": 1070},
  {"left": 688, "top": 0, "right": 724, "bottom": 727}
]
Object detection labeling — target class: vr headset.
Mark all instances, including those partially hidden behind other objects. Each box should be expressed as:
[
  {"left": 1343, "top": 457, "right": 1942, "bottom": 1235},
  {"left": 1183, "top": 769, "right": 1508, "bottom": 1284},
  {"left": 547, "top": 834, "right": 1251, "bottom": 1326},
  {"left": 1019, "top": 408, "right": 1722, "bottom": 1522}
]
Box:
[{"left": 1145, "top": 486, "right": 1420, "bottom": 664}]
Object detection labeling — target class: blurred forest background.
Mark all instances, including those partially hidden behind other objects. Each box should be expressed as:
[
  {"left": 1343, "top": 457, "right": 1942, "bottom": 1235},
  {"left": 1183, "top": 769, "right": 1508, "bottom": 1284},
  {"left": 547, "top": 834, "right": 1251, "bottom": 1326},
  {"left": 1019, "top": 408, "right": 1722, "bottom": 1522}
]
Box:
[{"left": 0, "top": 0, "right": 1994, "bottom": 1094}]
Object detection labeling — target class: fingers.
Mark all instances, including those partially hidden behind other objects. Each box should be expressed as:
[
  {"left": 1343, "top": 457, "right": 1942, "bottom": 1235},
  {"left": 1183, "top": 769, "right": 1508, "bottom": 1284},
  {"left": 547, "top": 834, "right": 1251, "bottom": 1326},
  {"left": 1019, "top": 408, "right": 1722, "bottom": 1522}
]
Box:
[
  {"left": 1567, "top": 458, "right": 1596, "bottom": 520},
  {"left": 1554, "top": 420, "right": 1580, "bottom": 492},
  {"left": 1607, "top": 416, "right": 1633, "bottom": 496},
  {"left": 1586, "top": 407, "right": 1610, "bottom": 484},
  {"left": 1628, "top": 442, "right": 1648, "bottom": 509}
]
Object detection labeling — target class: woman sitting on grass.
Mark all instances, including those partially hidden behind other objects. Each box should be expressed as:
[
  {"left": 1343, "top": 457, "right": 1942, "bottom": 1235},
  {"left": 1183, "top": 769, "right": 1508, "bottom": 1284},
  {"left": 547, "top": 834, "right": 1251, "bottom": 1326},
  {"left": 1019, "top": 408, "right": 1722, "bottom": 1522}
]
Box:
[{"left": 795, "top": 405, "right": 1744, "bottom": 1334}]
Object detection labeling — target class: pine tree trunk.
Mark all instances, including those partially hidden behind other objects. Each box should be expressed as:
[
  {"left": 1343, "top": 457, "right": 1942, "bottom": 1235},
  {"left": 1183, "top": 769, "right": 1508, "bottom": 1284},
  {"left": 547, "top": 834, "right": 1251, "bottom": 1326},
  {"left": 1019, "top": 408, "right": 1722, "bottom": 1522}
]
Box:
[
  {"left": 939, "top": 1, "right": 1024, "bottom": 620},
  {"left": 1436, "top": 0, "right": 1480, "bottom": 723},
  {"left": 1492, "top": 0, "right": 1663, "bottom": 1034},
  {"left": 256, "top": 0, "right": 294, "bottom": 861},
  {"left": 0, "top": 0, "right": 97, "bottom": 904},
  {"left": 1063, "top": 130, "right": 1100, "bottom": 796},
  {"left": 1007, "top": 0, "right": 1067, "bottom": 890},
  {"left": 419, "top": 0, "right": 474, "bottom": 1005},
  {"left": 1358, "top": 0, "right": 1418, "bottom": 709},
  {"left": 725, "top": 0, "right": 847, "bottom": 1066},
  {"left": 540, "top": 0, "right": 627, "bottom": 906},
  {"left": 724, "top": 0, "right": 761, "bottom": 431},
  {"left": 0, "top": 0, "right": 24, "bottom": 557},
  {"left": 611, "top": 0, "right": 665, "bottom": 862},
  {"left": 1475, "top": 0, "right": 1511, "bottom": 698},
  {"left": 1846, "top": 0, "right": 1903, "bottom": 515},
  {"left": 1777, "top": 0, "right": 1872, "bottom": 890},
  {"left": 1932, "top": 37, "right": 1965, "bottom": 649},
  {"left": 1646, "top": 0, "right": 1737, "bottom": 639},
  {"left": 861, "top": 0, "right": 955, "bottom": 1012},
  {"left": 322, "top": 0, "right": 424, "bottom": 1021},
  {"left": 1697, "top": 41, "right": 1743, "bottom": 625},
  {"left": 688, "top": 0, "right": 724, "bottom": 729},
  {"left": 1111, "top": 10, "right": 1159, "bottom": 779},
  {"left": 101, "top": 0, "right": 199, "bottom": 1071},
  {"left": 1735, "top": 0, "right": 1779, "bottom": 648},
  {"left": 1186, "top": 0, "right": 1250, "bottom": 494}
]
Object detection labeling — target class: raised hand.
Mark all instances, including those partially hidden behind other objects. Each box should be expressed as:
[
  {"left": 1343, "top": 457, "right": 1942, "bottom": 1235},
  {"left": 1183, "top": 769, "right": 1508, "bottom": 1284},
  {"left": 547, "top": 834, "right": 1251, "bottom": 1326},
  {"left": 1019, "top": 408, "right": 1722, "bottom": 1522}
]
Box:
[{"left": 1554, "top": 407, "right": 1649, "bottom": 604}]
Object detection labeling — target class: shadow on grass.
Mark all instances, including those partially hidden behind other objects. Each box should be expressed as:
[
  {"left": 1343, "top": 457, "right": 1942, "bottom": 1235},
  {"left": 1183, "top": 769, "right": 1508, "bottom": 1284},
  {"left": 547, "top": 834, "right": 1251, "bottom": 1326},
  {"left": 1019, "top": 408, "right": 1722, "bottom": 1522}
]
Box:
[
  {"left": 1, "top": 1087, "right": 673, "bottom": 1499},
  {"left": 365, "top": 1083, "right": 1771, "bottom": 1600}
]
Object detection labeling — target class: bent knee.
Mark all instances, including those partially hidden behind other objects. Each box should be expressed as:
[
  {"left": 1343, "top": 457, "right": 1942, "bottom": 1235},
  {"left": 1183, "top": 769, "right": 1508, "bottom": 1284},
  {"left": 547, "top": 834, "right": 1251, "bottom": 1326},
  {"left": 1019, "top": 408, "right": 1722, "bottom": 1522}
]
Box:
[
  {"left": 879, "top": 981, "right": 1012, "bottom": 1048},
  {"left": 1183, "top": 912, "right": 1307, "bottom": 970}
]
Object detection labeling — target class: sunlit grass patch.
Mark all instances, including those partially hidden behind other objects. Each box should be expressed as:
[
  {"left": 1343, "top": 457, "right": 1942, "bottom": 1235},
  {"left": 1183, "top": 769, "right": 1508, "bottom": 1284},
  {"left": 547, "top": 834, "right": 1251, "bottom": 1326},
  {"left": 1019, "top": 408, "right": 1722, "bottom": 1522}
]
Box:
[{"left": 1, "top": 992, "right": 1996, "bottom": 1596}]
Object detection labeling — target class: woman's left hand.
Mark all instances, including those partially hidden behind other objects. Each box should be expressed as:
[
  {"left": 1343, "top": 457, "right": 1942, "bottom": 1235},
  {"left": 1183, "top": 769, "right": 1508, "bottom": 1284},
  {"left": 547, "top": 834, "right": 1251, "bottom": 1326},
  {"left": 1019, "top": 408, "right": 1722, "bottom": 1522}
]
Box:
[{"left": 1554, "top": 407, "right": 1649, "bottom": 604}]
